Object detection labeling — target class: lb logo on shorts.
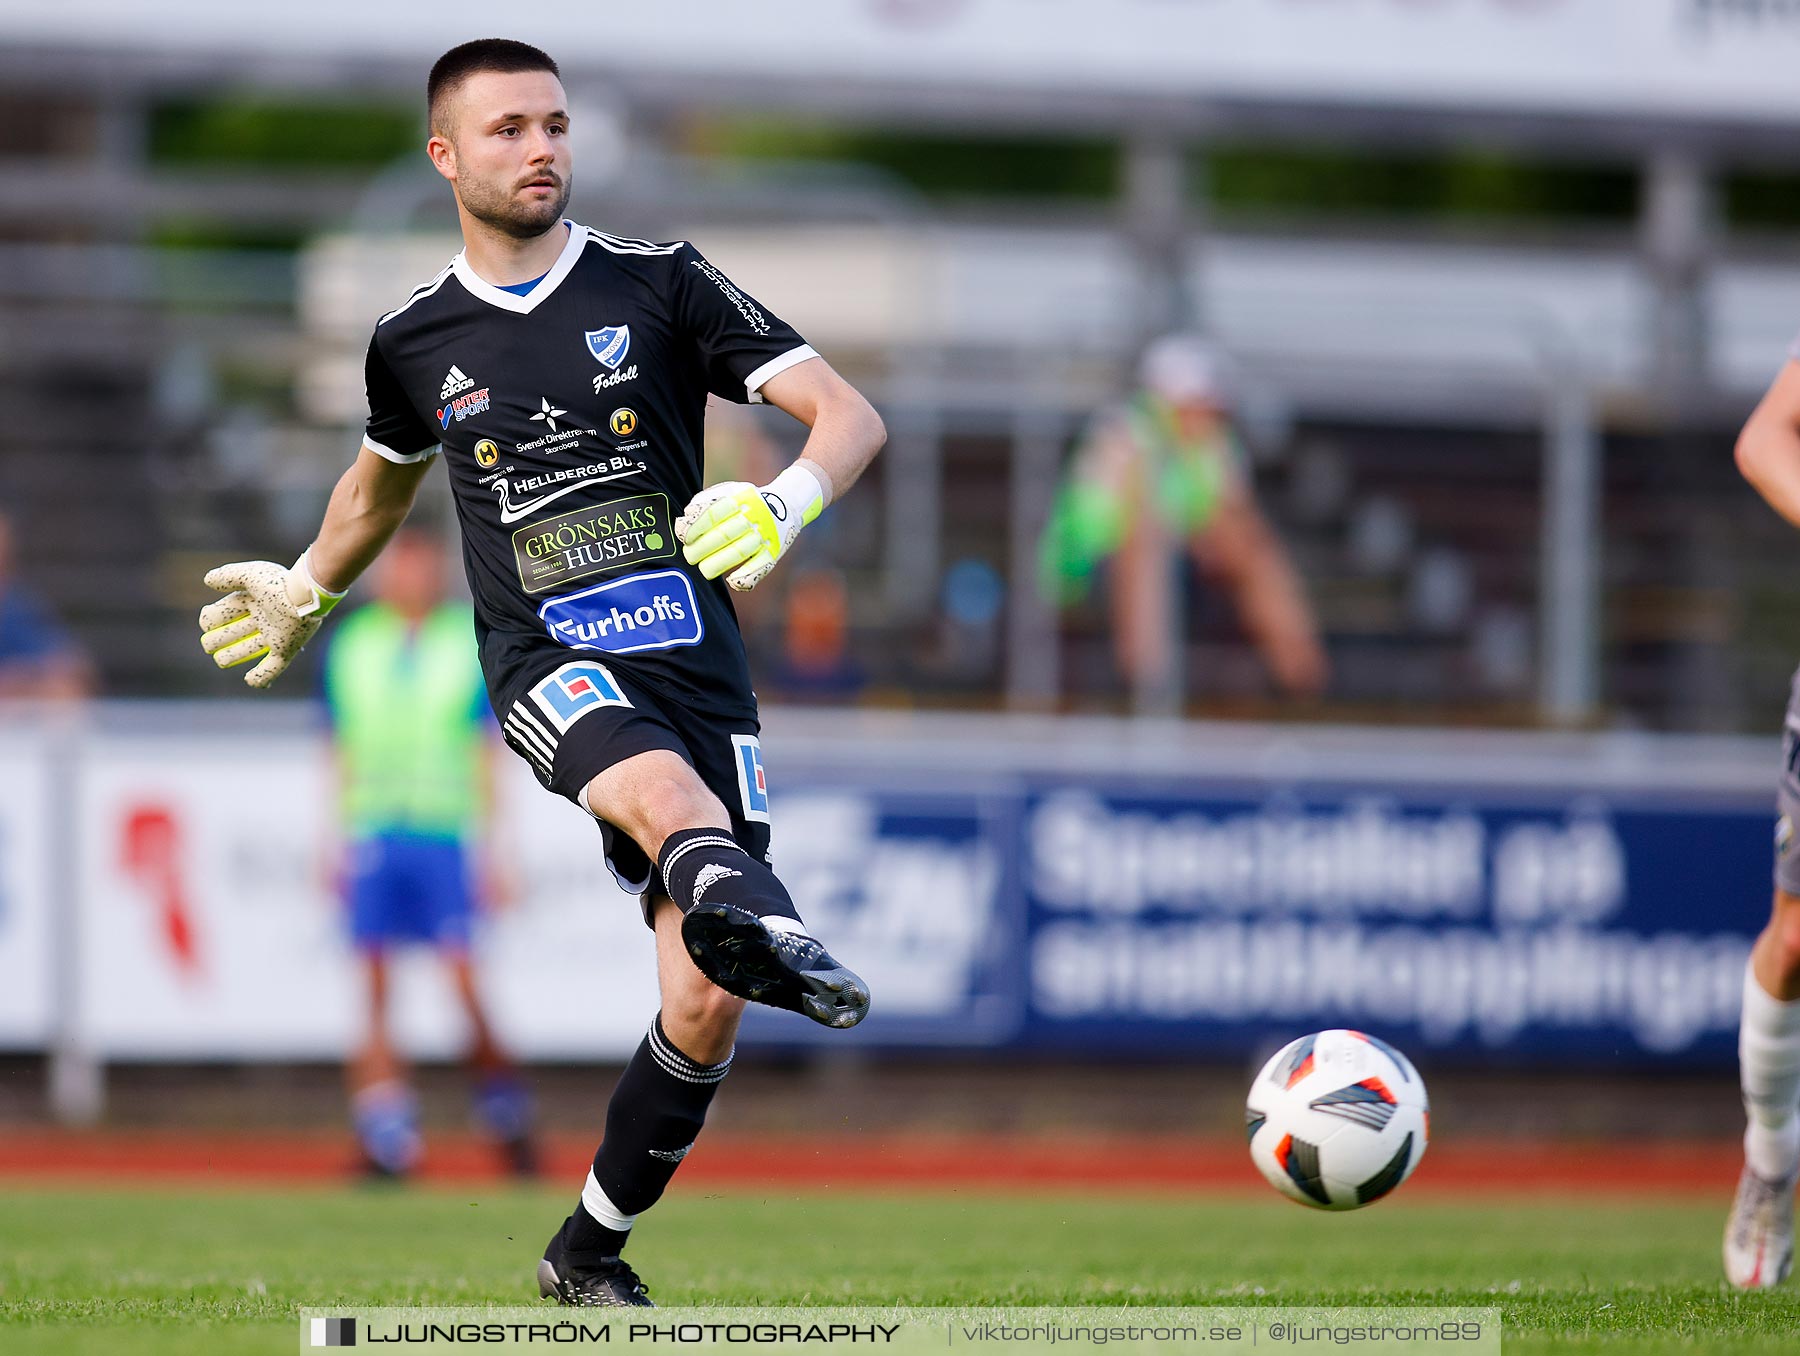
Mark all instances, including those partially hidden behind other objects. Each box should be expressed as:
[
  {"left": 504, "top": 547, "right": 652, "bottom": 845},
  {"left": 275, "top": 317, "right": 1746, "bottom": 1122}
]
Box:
[
  {"left": 529, "top": 660, "right": 631, "bottom": 734},
  {"left": 732, "top": 733, "right": 771, "bottom": 824}
]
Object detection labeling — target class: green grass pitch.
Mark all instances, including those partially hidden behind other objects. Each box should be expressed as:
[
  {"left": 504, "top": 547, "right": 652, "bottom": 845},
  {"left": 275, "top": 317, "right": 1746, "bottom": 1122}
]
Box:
[{"left": 1, "top": 1186, "right": 1795, "bottom": 1355}]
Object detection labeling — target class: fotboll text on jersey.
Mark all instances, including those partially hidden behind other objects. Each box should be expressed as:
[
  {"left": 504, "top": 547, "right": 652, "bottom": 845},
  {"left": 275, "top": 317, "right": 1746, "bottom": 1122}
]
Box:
[{"left": 592, "top": 364, "right": 638, "bottom": 393}]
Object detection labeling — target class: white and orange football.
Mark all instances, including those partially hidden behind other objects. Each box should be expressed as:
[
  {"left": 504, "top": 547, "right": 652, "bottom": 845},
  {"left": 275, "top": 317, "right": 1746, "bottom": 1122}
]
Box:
[{"left": 1246, "top": 1029, "right": 1429, "bottom": 1210}]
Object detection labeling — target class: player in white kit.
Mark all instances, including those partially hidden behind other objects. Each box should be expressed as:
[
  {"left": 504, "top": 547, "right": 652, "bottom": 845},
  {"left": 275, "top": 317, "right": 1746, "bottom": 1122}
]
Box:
[{"left": 1724, "top": 334, "right": 1800, "bottom": 1288}]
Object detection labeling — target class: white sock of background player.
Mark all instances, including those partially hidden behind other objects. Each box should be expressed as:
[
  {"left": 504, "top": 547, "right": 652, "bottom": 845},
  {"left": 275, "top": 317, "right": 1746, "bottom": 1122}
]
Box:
[{"left": 1741, "top": 961, "right": 1800, "bottom": 1181}]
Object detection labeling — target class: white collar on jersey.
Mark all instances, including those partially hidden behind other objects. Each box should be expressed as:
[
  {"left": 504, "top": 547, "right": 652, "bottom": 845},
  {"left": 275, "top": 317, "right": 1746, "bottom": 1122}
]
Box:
[{"left": 451, "top": 220, "right": 588, "bottom": 316}]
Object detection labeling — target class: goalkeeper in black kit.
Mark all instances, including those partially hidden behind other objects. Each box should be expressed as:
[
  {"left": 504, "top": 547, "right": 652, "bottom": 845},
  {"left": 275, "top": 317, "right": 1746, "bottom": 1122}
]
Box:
[{"left": 195, "top": 39, "right": 886, "bottom": 1307}]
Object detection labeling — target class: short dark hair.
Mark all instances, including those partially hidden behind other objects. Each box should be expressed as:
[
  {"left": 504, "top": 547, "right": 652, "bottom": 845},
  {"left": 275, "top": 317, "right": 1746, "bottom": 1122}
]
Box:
[{"left": 428, "top": 39, "right": 560, "bottom": 137}]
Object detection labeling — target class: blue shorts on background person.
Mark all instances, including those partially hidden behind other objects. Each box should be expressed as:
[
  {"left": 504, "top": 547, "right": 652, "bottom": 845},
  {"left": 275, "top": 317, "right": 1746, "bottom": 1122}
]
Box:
[{"left": 344, "top": 834, "right": 477, "bottom": 952}]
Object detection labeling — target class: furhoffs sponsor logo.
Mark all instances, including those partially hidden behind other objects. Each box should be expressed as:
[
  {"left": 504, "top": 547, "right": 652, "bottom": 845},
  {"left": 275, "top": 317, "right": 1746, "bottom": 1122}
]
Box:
[{"left": 538, "top": 570, "right": 704, "bottom": 655}]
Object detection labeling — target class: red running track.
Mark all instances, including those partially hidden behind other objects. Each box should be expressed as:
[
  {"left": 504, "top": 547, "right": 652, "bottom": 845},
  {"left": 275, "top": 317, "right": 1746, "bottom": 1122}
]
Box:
[{"left": 0, "top": 1131, "right": 1741, "bottom": 1196}]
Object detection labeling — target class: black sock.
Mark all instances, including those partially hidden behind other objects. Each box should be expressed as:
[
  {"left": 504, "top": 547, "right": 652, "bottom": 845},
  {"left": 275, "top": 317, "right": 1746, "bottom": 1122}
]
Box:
[
  {"left": 657, "top": 827, "right": 802, "bottom": 927},
  {"left": 562, "top": 1013, "right": 731, "bottom": 1257}
]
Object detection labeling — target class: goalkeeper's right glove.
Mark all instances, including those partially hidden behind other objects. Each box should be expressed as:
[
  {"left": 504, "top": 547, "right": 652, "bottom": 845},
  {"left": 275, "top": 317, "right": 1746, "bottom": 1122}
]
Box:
[
  {"left": 197, "top": 549, "right": 345, "bottom": 689},
  {"left": 675, "top": 463, "right": 826, "bottom": 592}
]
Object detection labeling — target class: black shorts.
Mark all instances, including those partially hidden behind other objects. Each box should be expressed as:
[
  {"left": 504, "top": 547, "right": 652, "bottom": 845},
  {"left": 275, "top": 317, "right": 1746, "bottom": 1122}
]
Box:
[
  {"left": 484, "top": 640, "right": 770, "bottom": 927},
  {"left": 1777, "top": 666, "right": 1800, "bottom": 895}
]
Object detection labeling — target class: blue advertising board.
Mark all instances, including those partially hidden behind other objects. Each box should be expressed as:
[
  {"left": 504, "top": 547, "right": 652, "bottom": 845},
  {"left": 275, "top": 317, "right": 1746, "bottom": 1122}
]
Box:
[
  {"left": 738, "top": 781, "right": 1025, "bottom": 1047},
  {"left": 1018, "top": 782, "right": 1768, "bottom": 1064},
  {"left": 743, "top": 764, "right": 1772, "bottom": 1067}
]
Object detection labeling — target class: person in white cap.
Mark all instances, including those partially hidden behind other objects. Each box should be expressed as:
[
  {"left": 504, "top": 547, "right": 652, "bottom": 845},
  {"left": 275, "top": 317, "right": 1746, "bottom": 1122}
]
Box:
[{"left": 1040, "top": 334, "right": 1327, "bottom": 700}]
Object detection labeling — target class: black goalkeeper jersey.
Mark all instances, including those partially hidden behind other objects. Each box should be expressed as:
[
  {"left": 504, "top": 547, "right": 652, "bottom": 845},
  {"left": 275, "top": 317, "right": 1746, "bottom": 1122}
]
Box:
[{"left": 361, "top": 221, "right": 816, "bottom": 720}]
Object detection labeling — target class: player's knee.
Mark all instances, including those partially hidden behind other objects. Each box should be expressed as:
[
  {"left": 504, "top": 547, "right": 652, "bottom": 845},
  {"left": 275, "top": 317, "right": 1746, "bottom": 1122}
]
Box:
[
  {"left": 663, "top": 981, "right": 745, "bottom": 1055},
  {"left": 636, "top": 777, "right": 728, "bottom": 848},
  {"left": 1772, "top": 895, "right": 1800, "bottom": 977},
  {"left": 592, "top": 770, "right": 725, "bottom": 849},
  {"left": 688, "top": 981, "right": 747, "bottom": 1032}
]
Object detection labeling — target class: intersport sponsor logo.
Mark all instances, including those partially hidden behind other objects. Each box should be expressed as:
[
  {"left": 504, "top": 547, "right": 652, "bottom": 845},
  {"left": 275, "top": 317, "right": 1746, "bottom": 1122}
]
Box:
[{"left": 436, "top": 387, "right": 490, "bottom": 428}]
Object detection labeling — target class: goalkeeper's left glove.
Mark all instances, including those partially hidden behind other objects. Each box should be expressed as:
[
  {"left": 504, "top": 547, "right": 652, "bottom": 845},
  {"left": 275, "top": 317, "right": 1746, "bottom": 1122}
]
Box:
[{"left": 676, "top": 463, "right": 826, "bottom": 591}]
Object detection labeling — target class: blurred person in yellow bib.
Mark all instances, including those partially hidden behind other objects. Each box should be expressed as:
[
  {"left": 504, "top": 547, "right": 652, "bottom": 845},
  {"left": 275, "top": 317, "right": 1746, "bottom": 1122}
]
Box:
[
  {"left": 323, "top": 526, "right": 535, "bottom": 1179},
  {"left": 1040, "top": 335, "right": 1327, "bottom": 701}
]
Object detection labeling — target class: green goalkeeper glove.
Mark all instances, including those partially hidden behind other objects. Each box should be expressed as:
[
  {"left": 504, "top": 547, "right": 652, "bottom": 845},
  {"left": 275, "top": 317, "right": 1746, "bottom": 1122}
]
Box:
[
  {"left": 676, "top": 463, "right": 826, "bottom": 592},
  {"left": 198, "top": 549, "right": 346, "bottom": 689}
]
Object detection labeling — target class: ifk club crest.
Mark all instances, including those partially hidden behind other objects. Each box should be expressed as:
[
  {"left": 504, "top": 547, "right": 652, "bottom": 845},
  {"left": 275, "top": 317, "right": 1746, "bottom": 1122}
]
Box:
[{"left": 585, "top": 325, "right": 630, "bottom": 370}]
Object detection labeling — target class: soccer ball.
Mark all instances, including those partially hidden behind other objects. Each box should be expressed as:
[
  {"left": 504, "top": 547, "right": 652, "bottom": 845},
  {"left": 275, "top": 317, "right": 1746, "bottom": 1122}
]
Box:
[{"left": 1245, "top": 1029, "right": 1429, "bottom": 1210}]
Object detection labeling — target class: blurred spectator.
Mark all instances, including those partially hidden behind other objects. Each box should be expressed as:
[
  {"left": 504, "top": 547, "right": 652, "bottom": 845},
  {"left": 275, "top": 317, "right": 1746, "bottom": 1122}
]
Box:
[
  {"left": 771, "top": 566, "right": 866, "bottom": 700},
  {"left": 0, "top": 512, "right": 94, "bottom": 700},
  {"left": 1039, "top": 335, "right": 1329, "bottom": 700},
  {"left": 935, "top": 557, "right": 1005, "bottom": 687},
  {"left": 322, "top": 526, "right": 536, "bottom": 1179}
]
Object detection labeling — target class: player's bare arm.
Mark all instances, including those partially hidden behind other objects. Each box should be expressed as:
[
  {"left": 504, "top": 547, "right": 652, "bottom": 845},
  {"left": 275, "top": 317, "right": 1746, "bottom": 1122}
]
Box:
[
  {"left": 312, "top": 446, "right": 435, "bottom": 590},
  {"left": 676, "top": 357, "right": 886, "bottom": 590},
  {"left": 759, "top": 355, "right": 887, "bottom": 503},
  {"left": 197, "top": 446, "right": 430, "bottom": 687},
  {"left": 1737, "top": 359, "right": 1800, "bottom": 527}
]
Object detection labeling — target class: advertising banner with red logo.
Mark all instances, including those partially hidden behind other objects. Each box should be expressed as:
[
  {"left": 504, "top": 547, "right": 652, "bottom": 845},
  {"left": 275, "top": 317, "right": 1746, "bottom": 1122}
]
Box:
[
  {"left": 74, "top": 735, "right": 657, "bottom": 1060},
  {"left": 0, "top": 728, "right": 54, "bottom": 1047}
]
